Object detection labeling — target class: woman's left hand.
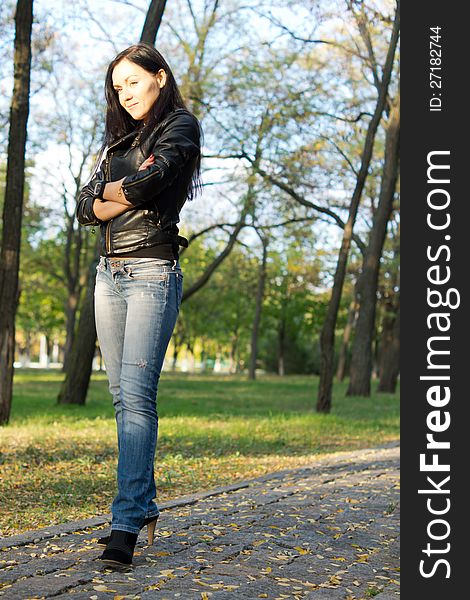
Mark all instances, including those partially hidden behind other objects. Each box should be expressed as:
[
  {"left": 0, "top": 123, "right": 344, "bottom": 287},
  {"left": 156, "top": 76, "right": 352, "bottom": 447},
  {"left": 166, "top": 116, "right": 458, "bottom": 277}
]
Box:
[{"left": 93, "top": 197, "right": 130, "bottom": 221}]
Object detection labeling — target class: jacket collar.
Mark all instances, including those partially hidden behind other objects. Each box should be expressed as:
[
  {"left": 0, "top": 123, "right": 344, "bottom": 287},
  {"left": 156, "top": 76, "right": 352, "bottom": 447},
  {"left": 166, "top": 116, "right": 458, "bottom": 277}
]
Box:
[
  {"left": 107, "top": 129, "right": 140, "bottom": 152},
  {"left": 107, "top": 109, "right": 190, "bottom": 152}
]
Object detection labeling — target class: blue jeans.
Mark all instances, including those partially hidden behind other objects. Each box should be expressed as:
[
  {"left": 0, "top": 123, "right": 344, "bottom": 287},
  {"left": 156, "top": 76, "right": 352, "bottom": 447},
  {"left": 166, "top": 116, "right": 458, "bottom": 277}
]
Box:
[{"left": 94, "top": 256, "right": 183, "bottom": 534}]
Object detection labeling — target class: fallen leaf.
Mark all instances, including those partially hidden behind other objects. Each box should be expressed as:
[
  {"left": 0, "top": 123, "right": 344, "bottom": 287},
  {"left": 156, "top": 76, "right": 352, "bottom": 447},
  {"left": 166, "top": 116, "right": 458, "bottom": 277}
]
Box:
[
  {"left": 294, "top": 546, "right": 311, "bottom": 555},
  {"left": 159, "top": 569, "right": 175, "bottom": 577}
]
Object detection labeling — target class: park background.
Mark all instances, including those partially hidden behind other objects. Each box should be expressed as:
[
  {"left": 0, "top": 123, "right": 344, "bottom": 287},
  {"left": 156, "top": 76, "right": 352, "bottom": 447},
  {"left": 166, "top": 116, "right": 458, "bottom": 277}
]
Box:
[{"left": 0, "top": 0, "right": 399, "bottom": 536}]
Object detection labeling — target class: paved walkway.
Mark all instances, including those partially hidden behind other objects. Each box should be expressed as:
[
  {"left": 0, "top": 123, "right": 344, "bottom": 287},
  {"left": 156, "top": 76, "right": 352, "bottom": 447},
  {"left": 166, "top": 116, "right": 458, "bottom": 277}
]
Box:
[{"left": 0, "top": 444, "right": 399, "bottom": 599}]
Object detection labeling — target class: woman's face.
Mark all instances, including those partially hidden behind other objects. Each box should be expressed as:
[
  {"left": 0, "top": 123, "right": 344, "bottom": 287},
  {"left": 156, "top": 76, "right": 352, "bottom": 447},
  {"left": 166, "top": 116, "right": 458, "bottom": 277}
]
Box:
[{"left": 112, "top": 58, "right": 166, "bottom": 122}]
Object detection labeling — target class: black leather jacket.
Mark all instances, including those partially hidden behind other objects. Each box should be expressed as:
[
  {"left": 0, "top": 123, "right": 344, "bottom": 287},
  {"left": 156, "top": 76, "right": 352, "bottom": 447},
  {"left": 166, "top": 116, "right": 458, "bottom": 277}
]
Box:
[{"left": 75, "top": 108, "right": 200, "bottom": 256}]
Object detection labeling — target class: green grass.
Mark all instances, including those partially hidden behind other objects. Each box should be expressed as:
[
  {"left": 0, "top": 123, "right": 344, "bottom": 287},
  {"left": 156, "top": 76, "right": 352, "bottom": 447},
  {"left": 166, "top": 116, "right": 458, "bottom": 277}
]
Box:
[{"left": 0, "top": 370, "right": 399, "bottom": 536}]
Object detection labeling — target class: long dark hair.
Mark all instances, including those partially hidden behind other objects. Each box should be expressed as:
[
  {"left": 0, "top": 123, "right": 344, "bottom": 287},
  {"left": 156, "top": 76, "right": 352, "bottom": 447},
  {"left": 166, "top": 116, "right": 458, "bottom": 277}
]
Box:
[{"left": 103, "top": 43, "right": 202, "bottom": 202}]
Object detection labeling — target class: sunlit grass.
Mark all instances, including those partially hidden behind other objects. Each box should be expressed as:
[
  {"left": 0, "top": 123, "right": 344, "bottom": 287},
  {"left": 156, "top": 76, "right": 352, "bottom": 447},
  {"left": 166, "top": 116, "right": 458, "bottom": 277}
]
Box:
[{"left": 0, "top": 369, "right": 399, "bottom": 536}]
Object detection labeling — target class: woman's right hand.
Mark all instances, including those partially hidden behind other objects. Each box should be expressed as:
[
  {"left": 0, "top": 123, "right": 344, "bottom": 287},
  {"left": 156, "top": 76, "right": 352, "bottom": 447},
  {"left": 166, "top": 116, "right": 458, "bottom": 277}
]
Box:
[{"left": 138, "top": 154, "right": 155, "bottom": 171}]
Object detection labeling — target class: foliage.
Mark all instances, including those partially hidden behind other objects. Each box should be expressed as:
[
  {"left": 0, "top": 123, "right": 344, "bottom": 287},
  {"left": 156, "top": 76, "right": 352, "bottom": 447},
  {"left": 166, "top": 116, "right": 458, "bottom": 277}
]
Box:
[{"left": 1, "top": 0, "right": 400, "bottom": 378}]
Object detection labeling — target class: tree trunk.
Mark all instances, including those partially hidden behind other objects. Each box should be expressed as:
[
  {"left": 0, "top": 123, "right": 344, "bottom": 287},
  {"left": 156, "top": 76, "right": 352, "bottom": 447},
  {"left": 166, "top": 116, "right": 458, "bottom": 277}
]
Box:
[
  {"left": 347, "top": 95, "right": 400, "bottom": 396},
  {"left": 248, "top": 236, "right": 268, "bottom": 380},
  {"left": 62, "top": 206, "right": 85, "bottom": 372},
  {"left": 57, "top": 257, "right": 98, "bottom": 405},
  {"left": 45, "top": 334, "right": 52, "bottom": 366},
  {"left": 140, "top": 0, "right": 167, "bottom": 44},
  {"left": 171, "top": 343, "right": 179, "bottom": 371},
  {"left": 372, "top": 331, "right": 380, "bottom": 380},
  {"left": 0, "top": 0, "right": 33, "bottom": 425},
  {"left": 316, "top": 3, "right": 399, "bottom": 413},
  {"left": 62, "top": 289, "right": 79, "bottom": 372},
  {"left": 336, "top": 297, "right": 358, "bottom": 381},
  {"left": 378, "top": 296, "right": 400, "bottom": 393},
  {"left": 229, "top": 330, "right": 239, "bottom": 374},
  {"left": 22, "top": 330, "right": 31, "bottom": 366},
  {"left": 278, "top": 317, "right": 286, "bottom": 376}
]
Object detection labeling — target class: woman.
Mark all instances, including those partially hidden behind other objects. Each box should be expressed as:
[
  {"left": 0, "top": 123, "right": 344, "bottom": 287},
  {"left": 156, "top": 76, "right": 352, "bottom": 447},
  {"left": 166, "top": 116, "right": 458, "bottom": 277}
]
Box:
[{"left": 76, "top": 43, "right": 202, "bottom": 566}]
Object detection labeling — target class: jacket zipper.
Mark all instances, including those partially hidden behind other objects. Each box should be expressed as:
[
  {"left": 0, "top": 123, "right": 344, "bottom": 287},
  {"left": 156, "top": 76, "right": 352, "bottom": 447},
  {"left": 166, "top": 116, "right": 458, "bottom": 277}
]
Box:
[
  {"left": 105, "top": 153, "right": 112, "bottom": 253},
  {"left": 106, "top": 219, "right": 112, "bottom": 253}
]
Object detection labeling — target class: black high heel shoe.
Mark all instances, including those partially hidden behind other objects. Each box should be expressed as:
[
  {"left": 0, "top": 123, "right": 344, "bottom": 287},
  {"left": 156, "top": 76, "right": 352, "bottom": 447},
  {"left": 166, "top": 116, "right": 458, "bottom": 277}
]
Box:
[
  {"left": 96, "top": 515, "right": 159, "bottom": 547},
  {"left": 98, "top": 529, "right": 138, "bottom": 566}
]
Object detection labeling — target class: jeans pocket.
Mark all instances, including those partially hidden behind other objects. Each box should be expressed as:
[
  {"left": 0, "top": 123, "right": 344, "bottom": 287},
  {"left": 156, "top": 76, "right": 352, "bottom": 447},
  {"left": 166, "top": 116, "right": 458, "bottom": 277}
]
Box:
[{"left": 123, "top": 264, "right": 169, "bottom": 281}]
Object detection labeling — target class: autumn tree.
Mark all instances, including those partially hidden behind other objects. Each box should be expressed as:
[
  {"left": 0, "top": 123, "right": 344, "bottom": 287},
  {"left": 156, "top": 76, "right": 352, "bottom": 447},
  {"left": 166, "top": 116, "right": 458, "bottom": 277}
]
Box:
[
  {"left": 0, "top": 0, "right": 33, "bottom": 424},
  {"left": 316, "top": 2, "right": 400, "bottom": 412},
  {"left": 347, "top": 93, "right": 400, "bottom": 396}
]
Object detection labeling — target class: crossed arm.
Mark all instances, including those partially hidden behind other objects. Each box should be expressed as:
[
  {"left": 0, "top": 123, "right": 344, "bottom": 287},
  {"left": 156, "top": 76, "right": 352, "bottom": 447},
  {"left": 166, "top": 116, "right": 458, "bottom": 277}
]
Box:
[{"left": 92, "top": 154, "right": 155, "bottom": 221}]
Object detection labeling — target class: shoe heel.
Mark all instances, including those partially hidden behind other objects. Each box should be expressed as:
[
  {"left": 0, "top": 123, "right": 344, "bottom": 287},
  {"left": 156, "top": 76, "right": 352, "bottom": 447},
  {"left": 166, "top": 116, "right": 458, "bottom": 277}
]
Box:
[
  {"left": 147, "top": 518, "right": 157, "bottom": 545},
  {"left": 97, "top": 514, "right": 159, "bottom": 547}
]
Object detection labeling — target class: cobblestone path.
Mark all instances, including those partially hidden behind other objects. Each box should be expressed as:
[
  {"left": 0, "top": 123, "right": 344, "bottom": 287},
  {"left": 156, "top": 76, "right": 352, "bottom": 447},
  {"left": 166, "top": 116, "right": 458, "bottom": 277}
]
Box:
[{"left": 0, "top": 443, "right": 399, "bottom": 599}]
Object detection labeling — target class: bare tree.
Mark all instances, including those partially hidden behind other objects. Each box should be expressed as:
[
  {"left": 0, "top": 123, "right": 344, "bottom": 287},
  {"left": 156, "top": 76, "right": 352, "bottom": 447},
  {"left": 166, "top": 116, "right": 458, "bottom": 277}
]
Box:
[
  {"left": 378, "top": 292, "right": 400, "bottom": 393},
  {"left": 0, "top": 0, "right": 33, "bottom": 425},
  {"left": 377, "top": 235, "right": 400, "bottom": 393},
  {"left": 60, "top": 110, "right": 102, "bottom": 372},
  {"left": 59, "top": 0, "right": 170, "bottom": 405},
  {"left": 335, "top": 296, "right": 358, "bottom": 381},
  {"left": 141, "top": 0, "right": 167, "bottom": 44},
  {"left": 248, "top": 232, "right": 268, "bottom": 380},
  {"left": 347, "top": 94, "right": 400, "bottom": 396},
  {"left": 316, "top": 2, "right": 400, "bottom": 413},
  {"left": 57, "top": 251, "right": 100, "bottom": 404}
]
